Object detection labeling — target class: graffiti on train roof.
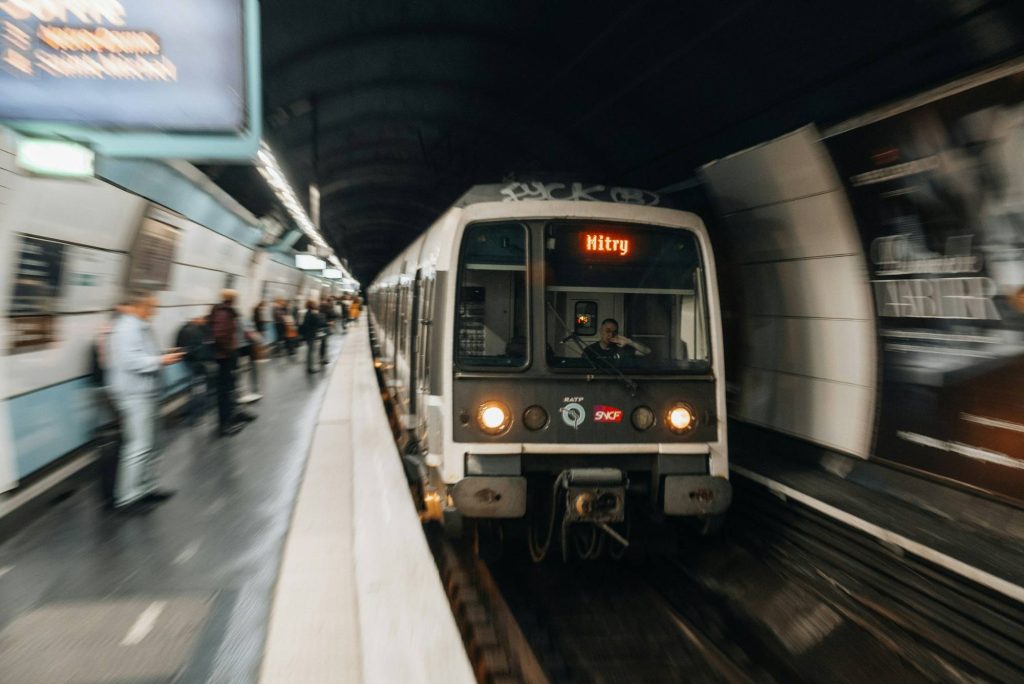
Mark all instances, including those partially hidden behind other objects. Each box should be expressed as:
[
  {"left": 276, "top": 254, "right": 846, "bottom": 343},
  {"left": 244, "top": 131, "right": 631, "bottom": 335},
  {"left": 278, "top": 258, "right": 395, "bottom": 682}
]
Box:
[{"left": 455, "top": 182, "right": 662, "bottom": 208}]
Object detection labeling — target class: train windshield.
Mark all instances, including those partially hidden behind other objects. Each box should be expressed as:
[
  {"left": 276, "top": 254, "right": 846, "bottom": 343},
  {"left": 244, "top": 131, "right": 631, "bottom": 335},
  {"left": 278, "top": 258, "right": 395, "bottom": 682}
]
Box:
[
  {"left": 544, "top": 222, "right": 711, "bottom": 373},
  {"left": 455, "top": 222, "right": 529, "bottom": 368}
]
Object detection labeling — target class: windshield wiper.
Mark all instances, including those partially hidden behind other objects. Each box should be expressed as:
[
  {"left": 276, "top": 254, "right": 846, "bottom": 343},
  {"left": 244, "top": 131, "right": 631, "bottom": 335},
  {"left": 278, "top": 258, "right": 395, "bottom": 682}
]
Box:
[{"left": 547, "top": 300, "right": 639, "bottom": 397}]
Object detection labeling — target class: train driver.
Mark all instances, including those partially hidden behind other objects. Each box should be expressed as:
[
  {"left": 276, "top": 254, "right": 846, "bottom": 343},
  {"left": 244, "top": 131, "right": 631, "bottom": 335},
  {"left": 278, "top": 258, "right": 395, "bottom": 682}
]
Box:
[{"left": 584, "top": 318, "right": 650, "bottom": 363}]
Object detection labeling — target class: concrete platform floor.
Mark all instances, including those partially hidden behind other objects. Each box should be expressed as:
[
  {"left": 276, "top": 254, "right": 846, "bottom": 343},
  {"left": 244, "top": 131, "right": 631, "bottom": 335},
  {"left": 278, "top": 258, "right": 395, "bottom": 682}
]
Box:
[{"left": 0, "top": 334, "right": 347, "bottom": 683}]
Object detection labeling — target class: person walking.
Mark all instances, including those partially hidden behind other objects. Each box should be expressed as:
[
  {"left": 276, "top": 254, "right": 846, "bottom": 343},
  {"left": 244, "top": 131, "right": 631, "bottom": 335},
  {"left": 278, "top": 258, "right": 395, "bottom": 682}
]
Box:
[
  {"left": 210, "top": 289, "right": 255, "bottom": 436},
  {"left": 299, "top": 299, "right": 324, "bottom": 374},
  {"left": 105, "top": 292, "right": 183, "bottom": 512}
]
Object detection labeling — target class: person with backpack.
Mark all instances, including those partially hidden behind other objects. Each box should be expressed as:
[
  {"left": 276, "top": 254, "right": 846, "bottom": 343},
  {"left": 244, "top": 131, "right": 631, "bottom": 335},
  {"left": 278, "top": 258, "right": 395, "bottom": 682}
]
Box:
[
  {"left": 175, "top": 315, "right": 212, "bottom": 425},
  {"left": 210, "top": 289, "right": 256, "bottom": 436}
]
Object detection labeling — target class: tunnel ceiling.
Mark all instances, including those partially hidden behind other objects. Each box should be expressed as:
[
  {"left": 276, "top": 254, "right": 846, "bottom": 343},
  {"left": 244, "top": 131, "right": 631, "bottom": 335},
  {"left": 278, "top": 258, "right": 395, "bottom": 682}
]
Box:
[{"left": 201, "top": 0, "right": 1024, "bottom": 285}]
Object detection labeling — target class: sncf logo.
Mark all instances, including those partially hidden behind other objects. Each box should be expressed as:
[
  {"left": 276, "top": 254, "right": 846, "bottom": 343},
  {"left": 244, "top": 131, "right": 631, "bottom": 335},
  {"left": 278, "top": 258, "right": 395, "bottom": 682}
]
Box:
[{"left": 593, "top": 405, "right": 623, "bottom": 423}]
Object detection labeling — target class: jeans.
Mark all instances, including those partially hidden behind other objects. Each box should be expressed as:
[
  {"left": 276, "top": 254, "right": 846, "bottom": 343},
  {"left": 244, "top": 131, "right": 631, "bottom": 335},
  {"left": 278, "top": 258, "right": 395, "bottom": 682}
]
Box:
[
  {"left": 320, "top": 332, "right": 329, "bottom": 364},
  {"left": 306, "top": 338, "right": 317, "bottom": 372},
  {"left": 113, "top": 392, "right": 160, "bottom": 506},
  {"left": 216, "top": 356, "right": 237, "bottom": 429},
  {"left": 184, "top": 363, "right": 208, "bottom": 422}
]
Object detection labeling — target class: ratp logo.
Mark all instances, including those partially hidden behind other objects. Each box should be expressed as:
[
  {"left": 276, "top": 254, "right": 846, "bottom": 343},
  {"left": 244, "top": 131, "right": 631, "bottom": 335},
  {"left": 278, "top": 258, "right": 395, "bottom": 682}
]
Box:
[
  {"left": 559, "top": 402, "right": 585, "bottom": 429},
  {"left": 593, "top": 405, "right": 623, "bottom": 423}
]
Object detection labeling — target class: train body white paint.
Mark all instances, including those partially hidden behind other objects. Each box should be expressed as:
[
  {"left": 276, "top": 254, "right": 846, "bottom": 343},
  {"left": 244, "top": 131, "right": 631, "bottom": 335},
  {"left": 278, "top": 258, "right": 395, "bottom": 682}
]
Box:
[{"left": 369, "top": 184, "right": 731, "bottom": 556}]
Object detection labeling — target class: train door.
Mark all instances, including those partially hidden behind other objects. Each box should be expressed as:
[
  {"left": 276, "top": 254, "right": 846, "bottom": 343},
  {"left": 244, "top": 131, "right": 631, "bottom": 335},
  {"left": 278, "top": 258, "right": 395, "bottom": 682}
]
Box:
[
  {"left": 408, "top": 271, "right": 421, "bottom": 426},
  {"left": 410, "top": 269, "right": 437, "bottom": 440}
]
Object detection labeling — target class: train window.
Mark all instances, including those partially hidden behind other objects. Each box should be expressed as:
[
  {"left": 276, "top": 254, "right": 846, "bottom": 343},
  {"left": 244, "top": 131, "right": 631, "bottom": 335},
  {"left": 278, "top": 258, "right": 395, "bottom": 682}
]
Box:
[
  {"left": 544, "top": 222, "right": 711, "bottom": 373},
  {"left": 455, "top": 222, "right": 528, "bottom": 368}
]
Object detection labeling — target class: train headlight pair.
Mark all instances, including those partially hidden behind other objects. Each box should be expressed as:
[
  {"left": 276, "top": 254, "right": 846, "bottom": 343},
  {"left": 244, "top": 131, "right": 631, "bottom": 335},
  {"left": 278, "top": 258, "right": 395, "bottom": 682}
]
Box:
[{"left": 478, "top": 401, "right": 693, "bottom": 434}]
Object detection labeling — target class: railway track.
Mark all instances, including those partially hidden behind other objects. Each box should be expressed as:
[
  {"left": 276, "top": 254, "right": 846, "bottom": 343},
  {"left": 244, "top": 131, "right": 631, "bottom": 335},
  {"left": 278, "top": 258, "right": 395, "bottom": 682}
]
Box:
[
  {"left": 430, "top": 485, "right": 1024, "bottom": 683},
  {"left": 719, "top": 477, "right": 1024, "bottom": 682},
  {"left": 376, "top": 336, "right": 1023, "bottom": 682}
]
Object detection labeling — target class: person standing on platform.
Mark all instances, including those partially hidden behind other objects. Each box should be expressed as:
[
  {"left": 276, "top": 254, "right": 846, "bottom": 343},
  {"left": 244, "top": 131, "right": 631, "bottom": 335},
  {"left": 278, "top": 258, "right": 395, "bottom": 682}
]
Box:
[
  {"left": 299, "top": 299, "right": 324, "bottom": 374},
  {"left": 253, "top": 299, "right": 267, "bottom": 340},
  {"left": 175, "top": 315, "right": 212, "bottom": 425},
  {"left": 319, "top": 297, "right": 336, "bottom": 365},
  {"left": 210, "top": 289, "right": 255, "bottom": 436},
  {"left": 272, "top": 298, "right": 294, "bottom": 358},
  {"left": 106, "top": 292, "right": 183, "bottom": 512}
]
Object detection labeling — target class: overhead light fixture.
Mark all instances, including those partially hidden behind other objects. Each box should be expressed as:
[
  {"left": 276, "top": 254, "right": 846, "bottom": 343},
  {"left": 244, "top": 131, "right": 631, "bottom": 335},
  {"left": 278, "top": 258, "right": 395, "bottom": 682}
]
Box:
[
  {"left": 296, "top": 254, "right": 326, "bottom": 270},
  {"left": 16, "top": 138, "right": 94, "bottom": 178},
  {"left": 256, "top": 140, "right": 333, "bottom": 253}
]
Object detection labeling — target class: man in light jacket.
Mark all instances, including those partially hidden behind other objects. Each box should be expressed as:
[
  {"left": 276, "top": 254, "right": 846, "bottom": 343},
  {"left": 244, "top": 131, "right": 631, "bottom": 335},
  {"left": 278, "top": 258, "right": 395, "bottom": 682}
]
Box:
[{"left": 106, "top": 292, "right": 183, "bottom": 512}]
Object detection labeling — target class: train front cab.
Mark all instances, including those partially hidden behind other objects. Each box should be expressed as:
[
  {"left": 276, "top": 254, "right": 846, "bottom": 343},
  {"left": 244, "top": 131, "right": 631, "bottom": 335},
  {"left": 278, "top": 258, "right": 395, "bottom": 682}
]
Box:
[{"left": 440, "top": 203, "right": 731, "bottom": 546}]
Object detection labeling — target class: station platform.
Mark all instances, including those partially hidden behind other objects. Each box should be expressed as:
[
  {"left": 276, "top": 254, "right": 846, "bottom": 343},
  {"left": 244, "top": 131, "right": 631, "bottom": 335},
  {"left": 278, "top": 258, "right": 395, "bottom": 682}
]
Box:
[
  {"left": 729, "top": 422, "right": 1024, "bottom": 604},
  {"left": 0, "top": 320, "right": 473, "bottom": 683}
]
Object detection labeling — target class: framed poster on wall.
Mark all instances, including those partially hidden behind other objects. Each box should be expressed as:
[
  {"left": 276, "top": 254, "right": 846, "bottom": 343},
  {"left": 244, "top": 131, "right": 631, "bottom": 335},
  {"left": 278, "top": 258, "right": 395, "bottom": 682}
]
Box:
[
  {"left": 8, "top": 234, "right": 65, "bottom": 353},
  {"left": 126, "top": 215, "right": 179, "bottom": 292}
]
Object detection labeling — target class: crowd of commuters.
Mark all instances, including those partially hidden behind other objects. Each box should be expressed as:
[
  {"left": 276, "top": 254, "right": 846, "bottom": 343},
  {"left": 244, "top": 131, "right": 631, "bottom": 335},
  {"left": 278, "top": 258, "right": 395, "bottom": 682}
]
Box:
[{"left": 93, "top": 290, "right": 361, "bottom": 513}]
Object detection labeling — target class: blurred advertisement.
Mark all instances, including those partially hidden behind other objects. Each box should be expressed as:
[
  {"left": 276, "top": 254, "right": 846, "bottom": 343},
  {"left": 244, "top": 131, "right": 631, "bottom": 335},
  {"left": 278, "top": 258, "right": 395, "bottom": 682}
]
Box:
[
  {"left": 825, "top": 66, "right": 1024, "bottom": 502},
  {"left": 9, "top": 234, "right": 64, "bottom": 352},
  {"left": 126, "top": 216, "right": 178, "bottom": 292},
  {"left": 0, "top": 0, "right": 245, "bottom": 130}
]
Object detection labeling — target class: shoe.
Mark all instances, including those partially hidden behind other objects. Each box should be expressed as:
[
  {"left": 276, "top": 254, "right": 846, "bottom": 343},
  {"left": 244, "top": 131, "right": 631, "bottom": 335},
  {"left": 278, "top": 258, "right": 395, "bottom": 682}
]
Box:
[
  {"left": 143, "top": 489, "right": 176, "bottom": 504},
  {"left": 218, "top": 423, "right": 244, "bottom": 437},
  {"left": 114, "top": 499, "right": 153, "bottom": 515},
  {"left": 234, "top": 410, "right": 257, "bottom": 422}
]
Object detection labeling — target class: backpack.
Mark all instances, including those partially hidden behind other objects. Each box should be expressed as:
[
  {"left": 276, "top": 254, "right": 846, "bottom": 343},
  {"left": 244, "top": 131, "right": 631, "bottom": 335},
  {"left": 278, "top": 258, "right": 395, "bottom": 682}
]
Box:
[{"left": 89, "top": 340, "right": 105, "bottom": 387}]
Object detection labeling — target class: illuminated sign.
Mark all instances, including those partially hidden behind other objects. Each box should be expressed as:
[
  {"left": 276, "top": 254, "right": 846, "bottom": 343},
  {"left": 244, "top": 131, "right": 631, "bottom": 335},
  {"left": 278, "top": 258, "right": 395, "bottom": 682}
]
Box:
[
  {"left": 0, "top": 0, "right": 247, "bottom": 133},
  {"left": 16, "top": 137, "right": 93, "bottom": 176},
  {"left": 582, "top": 232, "right": 631, "bottom": 256},
  {"left": 323, "top": 268, "right": 342, "bottom": 279},
  {"left": 295, "top": 254, "right": 325, "bottom": 271}
]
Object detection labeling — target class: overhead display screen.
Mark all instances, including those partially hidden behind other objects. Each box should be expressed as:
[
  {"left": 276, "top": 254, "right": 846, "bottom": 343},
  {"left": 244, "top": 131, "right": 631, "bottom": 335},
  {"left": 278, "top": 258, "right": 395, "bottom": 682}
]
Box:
[{"left": 0, "top": 0, "right": 246, "bottom": 131}]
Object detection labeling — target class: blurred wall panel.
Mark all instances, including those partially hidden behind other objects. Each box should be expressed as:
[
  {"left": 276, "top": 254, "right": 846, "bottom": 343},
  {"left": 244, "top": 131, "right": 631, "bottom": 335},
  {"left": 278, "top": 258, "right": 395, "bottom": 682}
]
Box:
[
  {"left": 702, "top": 126, "right": 877, "bottom": 457},
  {"left": 822, "top": 61, "right": 1024, "bottom": 501},
  {"left": 0, "top": 126, "right": 310, "bottom": 487},
  {"left": 263, "top": 256, "right": 304, "bottom": 303},
  {"left": 0, "top": 129, "right": 20, "bottom": 491}
]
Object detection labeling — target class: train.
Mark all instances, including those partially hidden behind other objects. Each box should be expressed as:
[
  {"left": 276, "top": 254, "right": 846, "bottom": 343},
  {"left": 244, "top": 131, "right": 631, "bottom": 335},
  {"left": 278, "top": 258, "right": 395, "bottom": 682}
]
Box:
[{"left": 368, "top": 182, "right": 731, "bottom": 560}]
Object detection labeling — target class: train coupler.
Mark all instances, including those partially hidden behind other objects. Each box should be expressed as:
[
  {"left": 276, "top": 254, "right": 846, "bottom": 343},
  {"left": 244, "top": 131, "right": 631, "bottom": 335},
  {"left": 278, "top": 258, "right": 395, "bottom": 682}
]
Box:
[{"left": 563, "top": 468, "right": 627, "bottom": 525}]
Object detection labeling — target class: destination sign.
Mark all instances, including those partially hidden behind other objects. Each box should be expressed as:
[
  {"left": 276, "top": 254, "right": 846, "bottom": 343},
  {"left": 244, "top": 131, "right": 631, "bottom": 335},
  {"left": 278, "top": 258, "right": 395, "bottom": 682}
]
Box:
[
  {"left": 581, "top": 232, "right": 632, "bottom": 257},
  {"left": 0, "top": 0, "right": 246, "bottom": 131}
]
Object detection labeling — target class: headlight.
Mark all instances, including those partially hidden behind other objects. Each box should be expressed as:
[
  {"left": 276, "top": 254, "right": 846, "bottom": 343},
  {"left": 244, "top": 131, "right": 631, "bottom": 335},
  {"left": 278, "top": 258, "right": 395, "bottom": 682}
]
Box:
[
  {"left": 667, "top": 403, "right": 695, "bottom": 433},
  {"left": 631, "top": 406, "right": 656, "bottom": 431},
  {"left": 478, "top": 400, "right": 512, "bottom": 434},
  {"left": 523, "top": 405, "right": 549, "bottom": 431}
]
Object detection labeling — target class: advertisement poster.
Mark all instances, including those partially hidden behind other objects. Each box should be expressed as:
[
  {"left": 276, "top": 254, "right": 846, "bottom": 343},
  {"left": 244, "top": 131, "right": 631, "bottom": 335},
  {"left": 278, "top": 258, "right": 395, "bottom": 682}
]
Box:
[
  {"left": 9, "top": 234, "right": 64, "bottom": 352},
  {"left": 126, "top": 216, "right": 178, "bottom": 292},
  {"left": 824, "top": 66, "right": 1024, "bottom": 502}
]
